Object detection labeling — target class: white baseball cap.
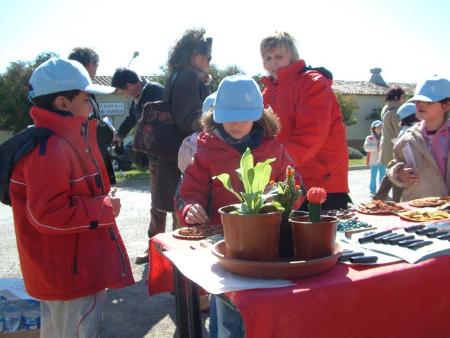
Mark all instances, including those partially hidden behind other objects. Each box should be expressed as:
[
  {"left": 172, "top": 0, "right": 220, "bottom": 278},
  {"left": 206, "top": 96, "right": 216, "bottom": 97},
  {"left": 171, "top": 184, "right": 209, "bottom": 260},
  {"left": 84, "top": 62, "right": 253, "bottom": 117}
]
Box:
[
  {"left": 29, "top": 58, "right": 115, "bottom": 98},
  {"left": 408, "top": 76, "right": 450, "bottom": 103}
]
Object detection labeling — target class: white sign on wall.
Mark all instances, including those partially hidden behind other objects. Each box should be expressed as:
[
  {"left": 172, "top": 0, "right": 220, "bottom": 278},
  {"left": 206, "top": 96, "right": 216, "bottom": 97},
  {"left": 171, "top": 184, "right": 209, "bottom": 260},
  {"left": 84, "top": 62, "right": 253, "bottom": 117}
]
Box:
[{"left": 98, "top": 102, "right": 125, "bottom": 116}]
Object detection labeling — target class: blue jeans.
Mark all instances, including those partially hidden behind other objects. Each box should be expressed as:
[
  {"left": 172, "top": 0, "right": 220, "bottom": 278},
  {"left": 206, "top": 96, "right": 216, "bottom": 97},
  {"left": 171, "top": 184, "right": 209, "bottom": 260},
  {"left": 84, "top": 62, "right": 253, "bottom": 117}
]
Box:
[
  {"left": 370, "top": 164, "right": 386, "bottom": 194},
  {"left": 214, "top": 295, "right": 245, "bottom": 338}
]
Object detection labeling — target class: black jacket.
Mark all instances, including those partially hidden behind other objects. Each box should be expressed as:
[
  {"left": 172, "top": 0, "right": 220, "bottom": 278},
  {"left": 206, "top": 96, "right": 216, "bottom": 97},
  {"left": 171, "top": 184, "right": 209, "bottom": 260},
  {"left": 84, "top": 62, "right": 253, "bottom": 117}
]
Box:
[{"left": 117, "top": 81, "right": 164, "bottom": 139}]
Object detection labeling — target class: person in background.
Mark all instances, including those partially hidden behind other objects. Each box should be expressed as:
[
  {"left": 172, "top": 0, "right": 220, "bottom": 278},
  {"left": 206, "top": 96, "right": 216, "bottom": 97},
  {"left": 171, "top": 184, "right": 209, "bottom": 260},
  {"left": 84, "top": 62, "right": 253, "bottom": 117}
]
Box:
[
  {"left": 259, "top": 31, "right": 350, "bottom": 210},
  {"left": 397, "top": 102, "right": 419, "bottom": 138},
  {"left": 364, "top": 120, "right": 385, "bottom": 196},
  {"left": 373, "top": 87, "right": 405, "bottom": 201},
  {"left": 111, "top": 68, "right": 164, "bottom": 264},
  {"left": 388, "top": 76, "right": 450, "bottom": 201},
  {"left": 10, "top": 58, "right": 134, "bottom": 337},
  {"left": 68, "top": 47, "right": 116, "bottom": 184}
]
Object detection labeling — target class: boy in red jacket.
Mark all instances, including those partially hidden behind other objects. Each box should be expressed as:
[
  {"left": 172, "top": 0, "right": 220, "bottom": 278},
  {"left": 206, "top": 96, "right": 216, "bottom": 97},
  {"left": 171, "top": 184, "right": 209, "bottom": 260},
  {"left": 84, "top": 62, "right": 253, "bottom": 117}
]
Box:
[{"left": 9, "top": 58, "right": 134, "bottom": 337}]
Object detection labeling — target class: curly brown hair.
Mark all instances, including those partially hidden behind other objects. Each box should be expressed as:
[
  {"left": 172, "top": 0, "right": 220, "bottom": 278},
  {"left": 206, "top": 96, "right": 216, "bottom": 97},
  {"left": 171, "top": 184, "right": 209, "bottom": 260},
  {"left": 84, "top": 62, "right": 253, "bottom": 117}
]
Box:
[
  {"left": 200, "top": 107, "right": 280, "bottom": 137},
  {"left": 167, "top": 28, "right": 212, "bottom": 73}
]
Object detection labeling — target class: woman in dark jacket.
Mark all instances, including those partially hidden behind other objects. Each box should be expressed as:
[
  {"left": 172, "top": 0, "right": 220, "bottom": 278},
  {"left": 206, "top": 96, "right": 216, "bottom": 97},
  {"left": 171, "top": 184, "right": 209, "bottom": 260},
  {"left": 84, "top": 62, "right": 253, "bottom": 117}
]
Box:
[{"left": 148, "top": 28, "right": 212, "bottom": 240}]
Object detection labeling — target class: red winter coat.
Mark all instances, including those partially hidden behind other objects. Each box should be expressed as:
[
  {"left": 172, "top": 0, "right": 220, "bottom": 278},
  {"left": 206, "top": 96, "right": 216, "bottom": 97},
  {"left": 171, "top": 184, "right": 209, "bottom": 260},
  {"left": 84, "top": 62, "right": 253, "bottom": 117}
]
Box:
[
  {"left": 9, "top": 107, "right": 134, "bottom": 301},
  {"left": 261, "top": 60, "right": 349, "bottom": 193},
  {"left": 175, "top": 131, "right": 302, "bottom": 225}
]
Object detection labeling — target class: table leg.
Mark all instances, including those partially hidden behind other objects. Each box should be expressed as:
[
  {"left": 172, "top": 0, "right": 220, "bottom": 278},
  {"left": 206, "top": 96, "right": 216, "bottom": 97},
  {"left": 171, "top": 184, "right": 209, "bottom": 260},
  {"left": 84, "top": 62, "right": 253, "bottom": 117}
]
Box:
[{"left": 173, "top": 264, "right": 202, "bottom": 338}]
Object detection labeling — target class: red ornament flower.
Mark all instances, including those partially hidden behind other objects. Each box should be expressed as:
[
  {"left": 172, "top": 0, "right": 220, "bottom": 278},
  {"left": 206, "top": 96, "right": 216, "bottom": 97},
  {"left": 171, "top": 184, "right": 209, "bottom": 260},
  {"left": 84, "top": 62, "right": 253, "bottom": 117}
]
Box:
[{"left": 306, "top": 187, "right": 327, "bottom": 205}]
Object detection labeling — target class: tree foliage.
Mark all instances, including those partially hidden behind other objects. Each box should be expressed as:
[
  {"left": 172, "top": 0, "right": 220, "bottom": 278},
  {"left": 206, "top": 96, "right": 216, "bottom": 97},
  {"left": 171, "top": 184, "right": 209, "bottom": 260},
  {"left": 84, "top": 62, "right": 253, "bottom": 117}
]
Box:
[
  {"left": 336, "top": 92, "right": 359, "bottom": 126},
  {"left": 0, "top": 52, "right": 57, "bottom": 133}
]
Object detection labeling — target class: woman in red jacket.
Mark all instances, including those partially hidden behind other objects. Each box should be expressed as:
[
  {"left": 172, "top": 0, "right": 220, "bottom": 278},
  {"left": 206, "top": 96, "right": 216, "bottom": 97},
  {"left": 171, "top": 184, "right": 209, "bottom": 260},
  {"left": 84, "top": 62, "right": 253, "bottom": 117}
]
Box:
[{"left": 260, "top": 32, "right": 350, "bottom": 210}]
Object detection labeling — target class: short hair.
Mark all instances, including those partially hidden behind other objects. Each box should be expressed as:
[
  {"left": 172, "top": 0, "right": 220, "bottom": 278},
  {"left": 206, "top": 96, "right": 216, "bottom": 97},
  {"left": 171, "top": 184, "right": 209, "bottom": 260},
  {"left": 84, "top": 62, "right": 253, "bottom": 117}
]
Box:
[
  {"left": 31, "top": 89, "right": 81, "bottom": 111},
  {"left": 385, "top": 87, "right": 405, "bottom": 101},
  {"left": 167, "top": 28, "right": 213, "bottom": 73},
  {"left": 260, "top": 32, "right": 299, "bottom": 61},
  {"left": 68, "top": 47, "right": 98, "bottom": 67},
  {"left": 111, "top": 68, "right": 140, "bottom": 89},
  {"left": 201, "top": 107, "right": 281, "bottom": 137}
]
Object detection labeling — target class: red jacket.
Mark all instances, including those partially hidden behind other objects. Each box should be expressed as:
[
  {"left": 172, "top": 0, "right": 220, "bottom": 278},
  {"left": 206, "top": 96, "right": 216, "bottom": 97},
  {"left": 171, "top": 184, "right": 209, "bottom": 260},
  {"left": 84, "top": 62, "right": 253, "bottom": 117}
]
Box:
[
  {"left": 262, "top": 60, "right": 349, "bottom": 193},
  {"left": 176, "top": 131, "right": 301, "bottom": 225},
  {"left": 9, "top": 107, "right": 134, "bottom": 301}
]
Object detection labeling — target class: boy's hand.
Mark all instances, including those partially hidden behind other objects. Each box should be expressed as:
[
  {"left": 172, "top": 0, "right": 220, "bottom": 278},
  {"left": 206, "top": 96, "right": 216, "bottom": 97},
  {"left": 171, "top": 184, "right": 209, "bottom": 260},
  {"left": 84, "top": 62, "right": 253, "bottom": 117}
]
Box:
[
  {"left": 185, "top": 204, "right": 209, "bottom": 225},
  {"left": 109, "top": 188, "right": 121, "bottom": 217},
  {"left": 397, "top": 167, "right": 419, "bottom": 186}
]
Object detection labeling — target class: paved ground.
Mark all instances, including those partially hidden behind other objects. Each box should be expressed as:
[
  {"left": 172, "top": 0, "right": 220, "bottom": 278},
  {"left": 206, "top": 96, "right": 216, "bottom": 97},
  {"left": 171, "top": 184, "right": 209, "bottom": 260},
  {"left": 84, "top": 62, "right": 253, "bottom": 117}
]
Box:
[{"left": 0, "top": 169, "right": 371, "bottom": 337}]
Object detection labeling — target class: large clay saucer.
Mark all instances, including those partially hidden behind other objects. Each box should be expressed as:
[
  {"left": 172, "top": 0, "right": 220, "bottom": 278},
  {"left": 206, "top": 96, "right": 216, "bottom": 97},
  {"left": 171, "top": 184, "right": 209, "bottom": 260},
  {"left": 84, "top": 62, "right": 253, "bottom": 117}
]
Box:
[{"left": 211, "top": 240, "right": 341, "bottom": 280}]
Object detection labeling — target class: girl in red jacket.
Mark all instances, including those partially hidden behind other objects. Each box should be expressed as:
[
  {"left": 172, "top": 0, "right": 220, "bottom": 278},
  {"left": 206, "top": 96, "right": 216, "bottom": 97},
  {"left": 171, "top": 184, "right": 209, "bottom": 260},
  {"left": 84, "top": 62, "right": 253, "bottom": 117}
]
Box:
[
  {"left": 260, "top": 32, "right": 350, "bottom": 210},
  {"left": 175, "top": 75, "right": 299, "bottom": 226}
]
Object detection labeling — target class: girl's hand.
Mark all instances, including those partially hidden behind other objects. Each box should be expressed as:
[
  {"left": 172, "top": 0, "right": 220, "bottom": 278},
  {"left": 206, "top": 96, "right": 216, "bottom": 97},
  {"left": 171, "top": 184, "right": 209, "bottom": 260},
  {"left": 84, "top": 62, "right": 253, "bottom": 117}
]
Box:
[
  {"left": 397, "top": 167, "right": 419, "bottom": 186},
  {"left": 185, "top": 204, "right": 209, "bottom": 224},
  {"left": 109, "top": 188, "right": 121, "bottom": 217}
]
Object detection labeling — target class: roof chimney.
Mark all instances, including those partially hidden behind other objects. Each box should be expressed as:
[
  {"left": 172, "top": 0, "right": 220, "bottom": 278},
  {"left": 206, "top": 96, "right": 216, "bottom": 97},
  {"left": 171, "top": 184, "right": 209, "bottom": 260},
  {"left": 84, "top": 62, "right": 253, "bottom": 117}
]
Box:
[{"left": 369, "top": 68, "right": 387, "bottom": 87}]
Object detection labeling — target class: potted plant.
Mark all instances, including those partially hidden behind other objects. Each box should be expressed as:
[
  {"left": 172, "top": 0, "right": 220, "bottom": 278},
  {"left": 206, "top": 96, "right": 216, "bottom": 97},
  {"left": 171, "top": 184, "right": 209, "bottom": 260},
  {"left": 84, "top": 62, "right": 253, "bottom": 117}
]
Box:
[
  {"left": 215, "top": 148, "right": 284, "bottom": 261},
  {"left": 289, "top": 187, "right": 338, "bottom": 260},
  {"left": 270, "top": 166, "right": 304, "bottom": 259}
]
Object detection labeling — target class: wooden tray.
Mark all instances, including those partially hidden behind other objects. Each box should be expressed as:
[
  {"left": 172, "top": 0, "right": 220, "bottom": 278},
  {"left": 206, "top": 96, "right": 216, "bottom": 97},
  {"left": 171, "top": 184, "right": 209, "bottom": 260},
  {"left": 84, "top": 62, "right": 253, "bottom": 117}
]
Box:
[{"left": 211, "top": 240, "right": 341, "bottom": 280}]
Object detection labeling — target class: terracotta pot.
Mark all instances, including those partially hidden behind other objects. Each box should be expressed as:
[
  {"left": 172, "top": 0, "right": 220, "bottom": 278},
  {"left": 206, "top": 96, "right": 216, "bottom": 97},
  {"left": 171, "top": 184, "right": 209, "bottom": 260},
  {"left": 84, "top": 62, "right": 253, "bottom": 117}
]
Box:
[
  {"left": 219, "top": 205, "right": 282, "bottom": 261},
  {"left": 289, "top": 215, "right": 338, "bottom": 260},
  {"left": 279, "top": 211, "right": 308, "bottom": 260}
]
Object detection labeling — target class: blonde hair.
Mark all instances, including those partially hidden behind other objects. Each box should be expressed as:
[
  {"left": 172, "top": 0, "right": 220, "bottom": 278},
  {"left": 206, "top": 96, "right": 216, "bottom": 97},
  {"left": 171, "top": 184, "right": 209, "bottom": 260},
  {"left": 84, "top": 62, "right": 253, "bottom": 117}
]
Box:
[
  {"left": 201, "top": 107, "right": 281, "bottom": 137},
  {"left": 260, "top": 32, "right": 299, "bottom": 61}
]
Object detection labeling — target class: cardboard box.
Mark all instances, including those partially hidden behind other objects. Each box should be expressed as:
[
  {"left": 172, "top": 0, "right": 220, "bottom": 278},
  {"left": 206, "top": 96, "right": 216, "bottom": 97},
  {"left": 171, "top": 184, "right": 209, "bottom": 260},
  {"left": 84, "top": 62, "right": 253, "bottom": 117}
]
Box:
[{"left": 0, "top": 279, "right": 40, "bottom": 337}]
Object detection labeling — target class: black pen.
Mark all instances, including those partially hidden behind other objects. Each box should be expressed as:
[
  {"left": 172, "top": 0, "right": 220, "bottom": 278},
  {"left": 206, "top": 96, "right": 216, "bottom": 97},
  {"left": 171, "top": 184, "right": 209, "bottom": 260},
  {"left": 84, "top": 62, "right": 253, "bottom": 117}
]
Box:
[
  {"left": 416, "top": 227, "right": 438, "bottom": 235},
  {"left": 389, "top": 235, "right": 415, "bottom": 244},
  {"left": 398, "top": 239, "right": 423, "bottom": 247},
  {"left": 359, "top": 230, "right": 393, "bottom": 244},
  {"left": 404, "top": 224, "right": 426, "bottom": 233},
  {"left": 407, "top": 240, "right": 433, "bottom": 250}
]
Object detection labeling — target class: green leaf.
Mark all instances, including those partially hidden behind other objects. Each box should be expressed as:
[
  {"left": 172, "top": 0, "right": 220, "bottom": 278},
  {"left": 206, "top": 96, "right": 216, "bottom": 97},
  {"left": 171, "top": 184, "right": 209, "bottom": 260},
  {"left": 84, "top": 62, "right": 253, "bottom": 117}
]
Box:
[
  {"left": 252, "top": 159, "right": 274, "bottom": 193},
  {"left": 240, "top": 148, "right": 254, "bottom": 193},
  {"left": 213, "top": 173, "right": 242, "bottom": 202}
]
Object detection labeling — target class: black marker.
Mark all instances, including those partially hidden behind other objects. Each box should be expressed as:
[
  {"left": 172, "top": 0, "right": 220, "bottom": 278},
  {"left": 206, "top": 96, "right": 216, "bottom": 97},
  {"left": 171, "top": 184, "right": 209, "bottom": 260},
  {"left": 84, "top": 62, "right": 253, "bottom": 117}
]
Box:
[
  {"left": 407, "top": 240, "right": 433, "bottom": 250},
  {"left": 416, "top": 227, "right": 438, "bottom": 235},
  {"left": 359, "top": 230, "right": 393, "bottom": 244},
  {"left": 350, "top": 256, "right": 378, "bottom": 263},
  {"left": 398, "top": 239, "right": 423, "bottom": 247},
  {"left": 389, "top": 235, "right": 415, "bottom": 244},
  {"left": 404, "top": 224, "right": 426, "bottom": 232}
]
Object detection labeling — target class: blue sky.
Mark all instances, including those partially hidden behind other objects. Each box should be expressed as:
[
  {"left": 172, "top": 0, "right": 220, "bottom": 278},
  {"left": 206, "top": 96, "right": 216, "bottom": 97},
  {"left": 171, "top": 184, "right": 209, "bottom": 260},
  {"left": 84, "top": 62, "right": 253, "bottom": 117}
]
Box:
[{"left": 0, "top": 0, "right": 449, "bottom": 83}]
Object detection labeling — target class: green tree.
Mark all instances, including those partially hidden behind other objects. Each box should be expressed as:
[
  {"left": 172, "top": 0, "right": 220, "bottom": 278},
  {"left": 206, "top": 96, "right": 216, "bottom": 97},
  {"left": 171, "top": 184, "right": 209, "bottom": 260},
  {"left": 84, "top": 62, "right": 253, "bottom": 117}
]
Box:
[
  {"left": 336, "top": 92, "right": 359, "bottom": 126},
  {"left": 0, "top": 52, "right": 57, "bottom": 133}
]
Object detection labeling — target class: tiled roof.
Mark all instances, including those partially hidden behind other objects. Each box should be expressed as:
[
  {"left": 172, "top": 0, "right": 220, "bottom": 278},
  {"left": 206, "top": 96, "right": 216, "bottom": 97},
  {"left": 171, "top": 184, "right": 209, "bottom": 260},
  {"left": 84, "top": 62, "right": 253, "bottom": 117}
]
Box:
[{"left": 94, "top": 76, "right": 416, "bottom": 96}]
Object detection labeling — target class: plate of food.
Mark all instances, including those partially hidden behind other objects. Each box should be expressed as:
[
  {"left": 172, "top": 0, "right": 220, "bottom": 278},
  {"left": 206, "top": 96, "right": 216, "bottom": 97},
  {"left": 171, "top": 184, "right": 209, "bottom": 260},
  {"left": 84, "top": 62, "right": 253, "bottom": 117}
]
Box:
[
  {"left": 322, "top": 209, "right": 357, "bottom": 221},
  {"left": 408, "top": 197, "right": 448, "bottom": 208},
  {"left": 356, "top": 200, "right": 406, "bottom": 215},
  {"left": 397, "top": 209, "right": 450, "bottom": 222},
  {"left": 173, "top": 224, "right": 223, "bottom": 240}
]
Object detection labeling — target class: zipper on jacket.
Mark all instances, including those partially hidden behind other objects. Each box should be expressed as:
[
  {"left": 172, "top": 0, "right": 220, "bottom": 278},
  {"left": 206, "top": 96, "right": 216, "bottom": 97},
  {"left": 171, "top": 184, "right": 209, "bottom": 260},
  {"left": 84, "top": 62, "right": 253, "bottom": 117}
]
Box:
[
  {"left": 73, "top": 234, "right": 79, "bottom": 274},
  {"left": 109, "top": 227, "right": 128, "bottom": 277},
  {"left": 81, "top": 121, "right": 106, "bottom": 195}
]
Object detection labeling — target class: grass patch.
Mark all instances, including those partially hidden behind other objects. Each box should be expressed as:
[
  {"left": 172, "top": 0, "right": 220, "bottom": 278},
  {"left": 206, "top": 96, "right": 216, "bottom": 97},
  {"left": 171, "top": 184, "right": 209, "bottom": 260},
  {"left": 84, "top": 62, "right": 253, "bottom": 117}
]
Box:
[
  {"left": 115, "top": 168, "right": 149, "bottom": 184},
  {"left": 349, "top": 157, "right": 367, "bottom": 167}
]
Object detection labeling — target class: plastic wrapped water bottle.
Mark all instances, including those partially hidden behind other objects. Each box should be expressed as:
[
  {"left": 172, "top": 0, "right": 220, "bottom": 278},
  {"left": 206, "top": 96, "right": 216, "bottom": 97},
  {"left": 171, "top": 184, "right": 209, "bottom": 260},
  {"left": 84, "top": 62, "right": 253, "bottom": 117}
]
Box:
[
  {"left": 22, "top": 301, "right": 40, "bottom": 330},
  {"left": 3, "top": 303, "right": 22, "bottom": 332}
]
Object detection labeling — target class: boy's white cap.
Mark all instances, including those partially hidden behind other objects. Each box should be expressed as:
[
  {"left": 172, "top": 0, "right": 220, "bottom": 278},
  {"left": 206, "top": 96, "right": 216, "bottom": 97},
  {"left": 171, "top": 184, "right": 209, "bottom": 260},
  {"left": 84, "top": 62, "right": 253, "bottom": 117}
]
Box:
[
  {"left": 408, "top": 76, "right": 450, "bottom": 103},
  {"left": 213, "top": 75, "right": 263, "bottom": 123},
  {"left": 202, "top": 92, "right": 216, "bottom": 113},
  {"left": 29, "top": 58, "right": 115, "bottom": 98},
  {"left": 397, "top": 102, "right": 416, "bottom": 120}
]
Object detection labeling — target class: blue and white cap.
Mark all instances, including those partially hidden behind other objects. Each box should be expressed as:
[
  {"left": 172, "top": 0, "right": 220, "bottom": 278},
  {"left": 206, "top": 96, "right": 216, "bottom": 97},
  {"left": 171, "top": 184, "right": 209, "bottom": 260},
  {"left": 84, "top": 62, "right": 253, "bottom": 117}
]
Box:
[
  {"left": 408, "top": 76, "right": 450, "bottom": 103},
  {"left": 202, "top": 92, "right": 217, "bottom": 113},
  {"left": 213, "top": 75, "right": 263, "bottom": 123},
  {"left": 397, "top": 102, "right": 416, "bottom": 120},
  {"left": 29, "top": 58, "right": 115, "bottom": 98}
]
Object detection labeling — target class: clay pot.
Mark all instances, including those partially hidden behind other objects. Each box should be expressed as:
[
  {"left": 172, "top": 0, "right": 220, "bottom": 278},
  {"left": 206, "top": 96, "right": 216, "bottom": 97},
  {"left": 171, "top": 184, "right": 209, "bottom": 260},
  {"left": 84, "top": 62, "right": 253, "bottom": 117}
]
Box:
[
  {"left": 219, "top": 205, "right": 282, "bottom": 262},
  {"left": 289, "top": 215, "right": 338, "bottom": 260}
]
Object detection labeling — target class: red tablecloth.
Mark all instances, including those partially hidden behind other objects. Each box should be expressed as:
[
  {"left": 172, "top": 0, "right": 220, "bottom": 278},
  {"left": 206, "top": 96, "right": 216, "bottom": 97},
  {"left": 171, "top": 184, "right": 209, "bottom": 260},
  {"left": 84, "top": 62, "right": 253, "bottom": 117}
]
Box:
[{"left": 147, "top": 214, "right": 450, "bottom": 337}]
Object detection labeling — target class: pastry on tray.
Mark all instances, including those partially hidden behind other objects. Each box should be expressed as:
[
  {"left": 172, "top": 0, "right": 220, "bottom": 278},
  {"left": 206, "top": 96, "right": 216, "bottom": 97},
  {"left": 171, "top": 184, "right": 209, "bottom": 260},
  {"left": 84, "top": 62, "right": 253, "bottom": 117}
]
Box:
[
  {"left": 397, "top": 209, "right": 450, "bottom": 222},
  {"left": 173, "top": 224, "right": 223, "bottom": 240},
  {"left": 356, "top": 200, "right": 406, "bottom": 214},
  {"left": 408, "top": 197, "right": 447, "bottom": 208}
]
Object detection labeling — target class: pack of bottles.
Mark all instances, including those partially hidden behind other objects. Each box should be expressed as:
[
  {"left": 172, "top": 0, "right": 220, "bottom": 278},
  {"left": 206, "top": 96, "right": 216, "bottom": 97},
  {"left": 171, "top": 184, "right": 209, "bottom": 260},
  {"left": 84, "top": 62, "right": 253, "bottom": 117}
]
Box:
[{"left": 0, "top": 299, "right": 40, "bottom": 332}]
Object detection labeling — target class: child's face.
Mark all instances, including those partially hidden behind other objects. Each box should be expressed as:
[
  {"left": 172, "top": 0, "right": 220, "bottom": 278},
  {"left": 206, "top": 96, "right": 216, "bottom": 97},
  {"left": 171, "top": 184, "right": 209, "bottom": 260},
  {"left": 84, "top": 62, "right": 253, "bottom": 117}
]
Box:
[
  {"left": 373, "top": 126, "right": 382, "bottom": 134},
  {"left": 60, "top": 92, "right": 92, "bottom": 118},
  {"left": 223, "top": 121, "right": 253, "bottom": 140},
  {"left": 415, "top": 101, "right": 450, "bottom": 124},
  {"left": 262, "top": 46, "right": 294, "bottom": 80}
]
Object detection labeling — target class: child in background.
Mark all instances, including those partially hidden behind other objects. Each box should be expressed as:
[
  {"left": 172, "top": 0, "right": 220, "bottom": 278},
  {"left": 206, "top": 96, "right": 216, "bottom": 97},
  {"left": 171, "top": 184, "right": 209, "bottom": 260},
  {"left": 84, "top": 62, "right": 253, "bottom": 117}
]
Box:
[
  {"left": 9, "top": 58, "right": 134, "bottom": 337},
  {"left": 175, "top": 75, "right": 301, "bottom": 338},
  {"left": 364, "top": 120, "right": 385, "bottom": 196},
  {"left": 388, "top": 76, "right": 450, "bottom": 201},
  {"left": 397, "top": 102, "right": 419, "bottom": 138}
]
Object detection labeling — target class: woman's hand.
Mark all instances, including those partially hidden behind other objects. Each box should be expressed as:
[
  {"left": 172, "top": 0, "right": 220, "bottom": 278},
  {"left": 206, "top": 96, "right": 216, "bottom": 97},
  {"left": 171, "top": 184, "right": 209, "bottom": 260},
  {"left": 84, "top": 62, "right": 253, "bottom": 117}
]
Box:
[
  {"left": 109, "top": 188, "right": 121, "bottom": 217},
  {"left": 397, "top": 167, "right": 419, "bottom": 186},
  {"left": 185, "top": 203, "right": 209, "bottom": 225}
]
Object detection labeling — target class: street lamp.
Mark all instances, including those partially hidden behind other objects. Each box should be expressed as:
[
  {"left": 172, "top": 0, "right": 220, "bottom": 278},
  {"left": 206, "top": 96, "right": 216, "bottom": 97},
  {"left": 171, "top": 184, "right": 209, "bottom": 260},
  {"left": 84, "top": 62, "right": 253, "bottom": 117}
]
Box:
[{"left": 127, "top": 51, "right": 139, "bottom": 67}]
